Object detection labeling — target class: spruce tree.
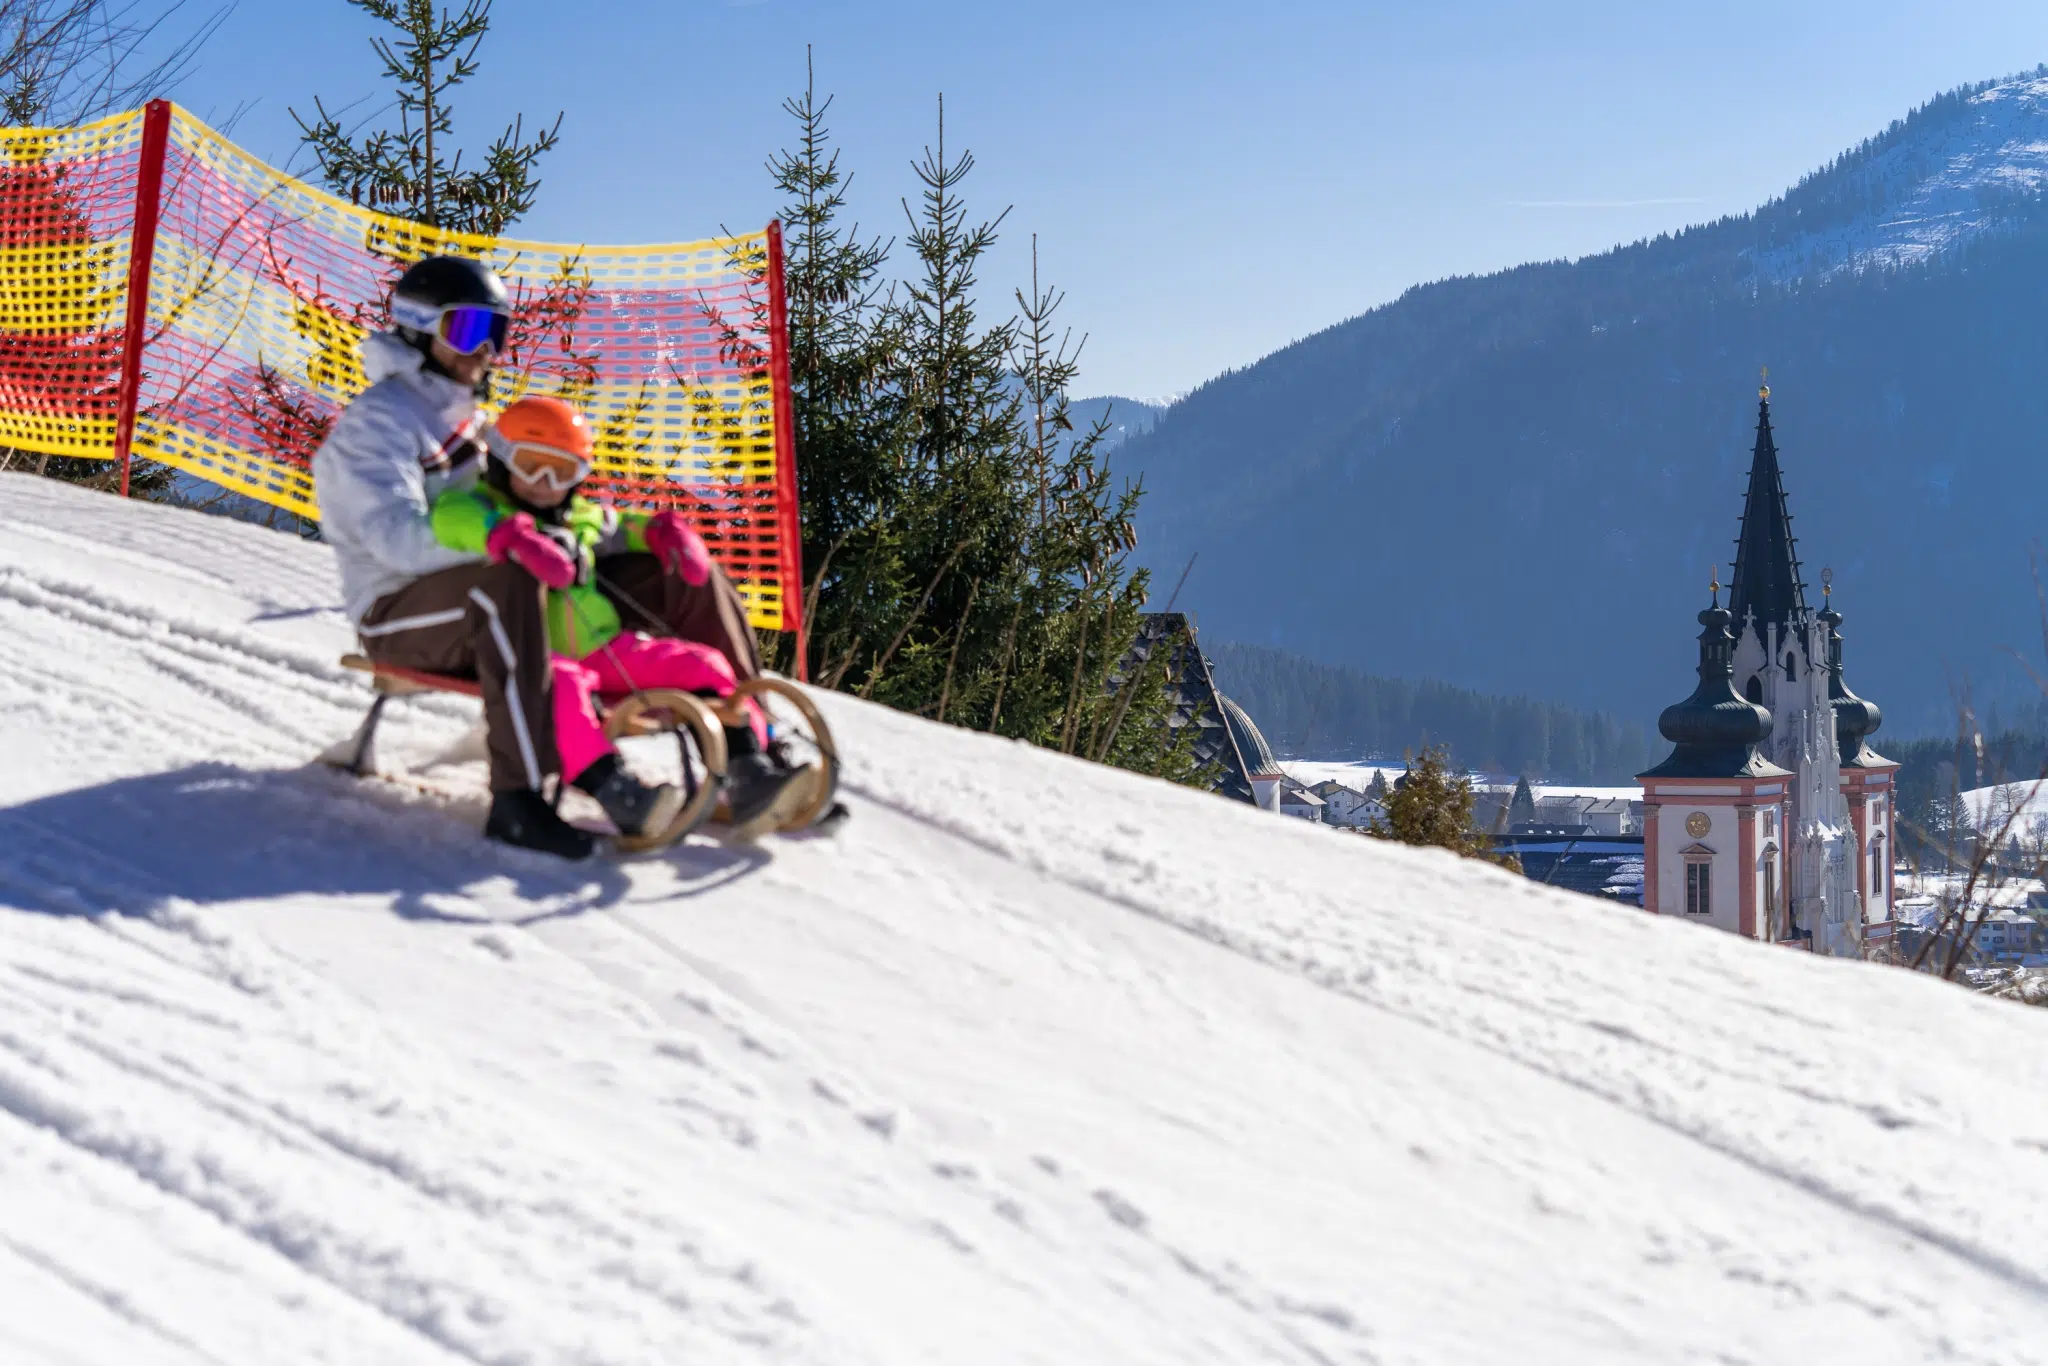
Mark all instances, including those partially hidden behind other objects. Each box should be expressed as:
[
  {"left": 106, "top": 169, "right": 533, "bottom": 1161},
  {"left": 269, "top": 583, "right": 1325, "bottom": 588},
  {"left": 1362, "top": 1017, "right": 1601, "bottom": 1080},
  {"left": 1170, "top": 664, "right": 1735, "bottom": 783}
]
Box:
[
  {"left": 765, "top": 72, "right": 1200, "bottom": 784},
  {"left": 1372, "top": 745, "right": 1519, "bottom": 867},
  {"left": 833, "top": 94, "right": 1023, "bottom": 712},
  {"left": 767, "top": 51, "right": 904, "bottom": 688},
  {"left": 1509, "top": 775, "right": 1537, "bottom": 828},
  {"left": 294, "top": 0, "right": 561, "bottom": 237}
]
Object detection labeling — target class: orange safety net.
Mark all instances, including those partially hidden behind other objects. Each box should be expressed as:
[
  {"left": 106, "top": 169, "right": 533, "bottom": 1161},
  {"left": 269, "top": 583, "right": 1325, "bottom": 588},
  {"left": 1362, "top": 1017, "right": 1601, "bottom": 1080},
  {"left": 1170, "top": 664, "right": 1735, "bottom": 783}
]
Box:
[{"left": 0, "top": 101, "right": 803, "bottom": 637}]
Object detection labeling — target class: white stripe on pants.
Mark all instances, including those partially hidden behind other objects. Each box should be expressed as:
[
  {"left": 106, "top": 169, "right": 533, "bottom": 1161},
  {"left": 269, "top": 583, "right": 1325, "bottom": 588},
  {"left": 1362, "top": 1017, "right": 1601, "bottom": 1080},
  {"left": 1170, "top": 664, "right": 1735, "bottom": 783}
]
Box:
[{"left": 468, "top": 586, "right": 543, "bottom": 790}]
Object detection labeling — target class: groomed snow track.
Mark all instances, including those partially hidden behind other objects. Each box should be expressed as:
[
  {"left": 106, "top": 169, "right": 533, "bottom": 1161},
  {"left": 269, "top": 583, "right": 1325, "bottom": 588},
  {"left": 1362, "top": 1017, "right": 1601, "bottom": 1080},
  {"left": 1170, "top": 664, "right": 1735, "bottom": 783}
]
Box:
[{"left": 3, "top": 472, "right": 2046, "bottom": 1365}]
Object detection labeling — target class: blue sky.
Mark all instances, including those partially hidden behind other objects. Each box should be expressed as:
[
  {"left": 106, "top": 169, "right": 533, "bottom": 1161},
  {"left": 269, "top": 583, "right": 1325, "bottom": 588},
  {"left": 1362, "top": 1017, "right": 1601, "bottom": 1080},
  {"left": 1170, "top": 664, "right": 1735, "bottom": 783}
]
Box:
[{"left": 171, "top": 0, "right": 2048, "bottom": 400}]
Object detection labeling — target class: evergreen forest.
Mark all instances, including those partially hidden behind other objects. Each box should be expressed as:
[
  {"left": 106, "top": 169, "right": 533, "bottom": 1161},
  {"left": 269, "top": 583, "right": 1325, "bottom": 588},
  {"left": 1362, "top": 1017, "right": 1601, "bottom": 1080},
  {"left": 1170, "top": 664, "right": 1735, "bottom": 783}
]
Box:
[{"left": 1205, "top": 641, "right": 1652, "bottom": 782}]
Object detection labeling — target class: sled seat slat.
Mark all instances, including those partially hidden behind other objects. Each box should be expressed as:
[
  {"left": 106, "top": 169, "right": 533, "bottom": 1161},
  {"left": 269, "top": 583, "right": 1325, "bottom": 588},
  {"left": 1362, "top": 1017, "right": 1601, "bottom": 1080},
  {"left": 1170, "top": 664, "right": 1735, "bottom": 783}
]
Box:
[
  {"left": 338, "top": 654, "right": 742, "bottom": 735},
  {"left": 340, "top": 653, "right": 481, "bottom": 698}
]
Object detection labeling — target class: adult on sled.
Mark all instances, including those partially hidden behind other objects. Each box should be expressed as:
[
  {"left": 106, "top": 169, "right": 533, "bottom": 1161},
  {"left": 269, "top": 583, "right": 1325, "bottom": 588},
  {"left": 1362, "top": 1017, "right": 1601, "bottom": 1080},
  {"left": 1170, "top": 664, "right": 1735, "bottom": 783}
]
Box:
[{"left": 312, "top": 255, "right": 805, "bottom": 858}]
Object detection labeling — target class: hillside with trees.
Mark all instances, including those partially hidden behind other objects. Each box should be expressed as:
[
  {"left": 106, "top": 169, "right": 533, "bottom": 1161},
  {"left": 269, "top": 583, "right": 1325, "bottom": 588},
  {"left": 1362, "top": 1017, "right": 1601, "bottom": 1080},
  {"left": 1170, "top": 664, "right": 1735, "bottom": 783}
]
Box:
[
  {"left": 1116, "top": 71, "right": 2048, "bottom": 738},
  {"left": 1206, "top": 640, "right": 1651, "bottom": 781}
]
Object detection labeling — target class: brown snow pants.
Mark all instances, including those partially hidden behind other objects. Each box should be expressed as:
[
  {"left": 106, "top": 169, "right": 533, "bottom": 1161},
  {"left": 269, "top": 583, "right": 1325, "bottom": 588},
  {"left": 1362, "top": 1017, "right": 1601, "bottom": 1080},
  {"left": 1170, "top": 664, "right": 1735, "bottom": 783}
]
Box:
[
  {"left": 594, "top": 552, "right": 762, "bottom": 682},
  {"left": 359, "top": 560, "right": 556, "bottom": 793},
  {"left": 358, "top": 554, "right": 759, "bottom": 791}
]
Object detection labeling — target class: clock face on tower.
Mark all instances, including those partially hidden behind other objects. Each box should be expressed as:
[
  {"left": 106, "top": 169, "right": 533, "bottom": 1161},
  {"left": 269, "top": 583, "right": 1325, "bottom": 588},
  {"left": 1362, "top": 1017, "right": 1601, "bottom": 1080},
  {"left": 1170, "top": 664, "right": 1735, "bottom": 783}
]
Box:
[{"left": 1685, "top": 811, "right": 1712, "bottom": 839}]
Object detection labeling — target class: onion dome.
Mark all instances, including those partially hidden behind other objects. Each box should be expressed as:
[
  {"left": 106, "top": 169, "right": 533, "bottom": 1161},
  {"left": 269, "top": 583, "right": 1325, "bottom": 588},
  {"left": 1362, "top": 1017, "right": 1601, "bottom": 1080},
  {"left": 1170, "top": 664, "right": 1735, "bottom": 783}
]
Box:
[
  {"left": 1820, "top": 599, "right": 1886, "bottom": 767},
  {"left": 1216, "top": 693, "right": 1282, "bottom": 778},
  {"left": 1640, "top": 589, "right": 1790, "bottom": 780}
]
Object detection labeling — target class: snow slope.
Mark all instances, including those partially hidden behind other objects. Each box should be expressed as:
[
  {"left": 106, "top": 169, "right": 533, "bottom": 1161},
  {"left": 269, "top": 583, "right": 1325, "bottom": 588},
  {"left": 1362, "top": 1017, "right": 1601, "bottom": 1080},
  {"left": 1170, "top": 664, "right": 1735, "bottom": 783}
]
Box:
[
  {"left": 1965, "top": 779, "right": 2048, "bottom": 839},
  {"left": 3, "top": 472, "right": 2048, "bottom": 1365}
]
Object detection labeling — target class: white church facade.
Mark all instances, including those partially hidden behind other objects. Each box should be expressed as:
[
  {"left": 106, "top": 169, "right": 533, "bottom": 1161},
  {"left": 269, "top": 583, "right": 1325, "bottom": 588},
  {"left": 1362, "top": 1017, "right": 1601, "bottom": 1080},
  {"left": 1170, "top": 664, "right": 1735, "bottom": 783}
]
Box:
[{"left": 1638, "top": 388, "right": 1897, "bottom": 956}]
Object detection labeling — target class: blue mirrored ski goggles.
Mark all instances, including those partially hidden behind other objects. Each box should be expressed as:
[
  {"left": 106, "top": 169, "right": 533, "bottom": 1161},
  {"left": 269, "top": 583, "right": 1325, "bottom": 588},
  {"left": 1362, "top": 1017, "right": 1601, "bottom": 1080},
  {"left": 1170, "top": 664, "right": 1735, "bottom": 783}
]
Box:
[{"left": 436, "top": 305, "right": 510, "bottom": 356}]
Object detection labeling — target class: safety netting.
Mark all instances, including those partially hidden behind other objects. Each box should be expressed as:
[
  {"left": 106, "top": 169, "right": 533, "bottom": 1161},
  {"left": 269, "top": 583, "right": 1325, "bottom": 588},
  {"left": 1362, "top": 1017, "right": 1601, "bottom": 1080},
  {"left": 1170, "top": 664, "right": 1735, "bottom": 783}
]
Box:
[
  {"left": 0, "top": 101, "right": 803, "bottom": 637},
  {"left": 0, "top": 110, "right": 145, "bottom": 462}
]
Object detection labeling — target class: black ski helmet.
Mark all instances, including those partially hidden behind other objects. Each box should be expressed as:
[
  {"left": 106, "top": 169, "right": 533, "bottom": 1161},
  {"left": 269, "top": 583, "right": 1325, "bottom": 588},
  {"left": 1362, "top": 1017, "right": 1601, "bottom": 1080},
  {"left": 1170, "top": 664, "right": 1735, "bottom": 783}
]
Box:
[{"left": 389, "top": 254, "right": 510, "bottom": 351}]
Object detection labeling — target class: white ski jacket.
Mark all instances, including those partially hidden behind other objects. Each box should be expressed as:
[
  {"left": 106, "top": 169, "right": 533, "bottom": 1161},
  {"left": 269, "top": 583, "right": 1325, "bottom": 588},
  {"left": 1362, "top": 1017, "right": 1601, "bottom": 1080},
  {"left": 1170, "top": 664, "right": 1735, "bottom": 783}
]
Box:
[{"left": 313, "top": 332, "right": 490, "bottom": 625}]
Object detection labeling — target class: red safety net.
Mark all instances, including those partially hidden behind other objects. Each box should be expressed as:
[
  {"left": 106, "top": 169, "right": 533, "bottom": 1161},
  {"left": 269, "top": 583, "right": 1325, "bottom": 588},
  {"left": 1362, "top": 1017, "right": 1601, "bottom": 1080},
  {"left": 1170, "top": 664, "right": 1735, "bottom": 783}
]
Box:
[
  {"left": 0, "top": 101, "right": 803, "bottom": 643},
  {"left": 0, "top": 111, "right": 146, "bottom": 465}
]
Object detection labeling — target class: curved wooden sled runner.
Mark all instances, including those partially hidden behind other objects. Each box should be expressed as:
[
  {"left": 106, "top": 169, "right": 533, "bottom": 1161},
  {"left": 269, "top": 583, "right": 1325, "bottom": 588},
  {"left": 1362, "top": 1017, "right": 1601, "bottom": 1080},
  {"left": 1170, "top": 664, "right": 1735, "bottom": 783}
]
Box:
[
  {"left": 327, "top": 657, "right": 842, "bottom": 846},
  {"left": 330, "top": 654, "right": 728, "bottom": 852},
  {"left": 719, "top": 676, "right": 842, "bottom": 835}
]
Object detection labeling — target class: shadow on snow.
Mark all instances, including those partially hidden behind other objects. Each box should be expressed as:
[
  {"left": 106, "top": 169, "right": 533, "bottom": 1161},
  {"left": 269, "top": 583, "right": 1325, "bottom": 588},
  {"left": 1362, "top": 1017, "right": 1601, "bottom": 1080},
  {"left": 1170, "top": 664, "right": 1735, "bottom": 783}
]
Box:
[{"left": 0, "top": 762, "right": 767, "bottom": 925}]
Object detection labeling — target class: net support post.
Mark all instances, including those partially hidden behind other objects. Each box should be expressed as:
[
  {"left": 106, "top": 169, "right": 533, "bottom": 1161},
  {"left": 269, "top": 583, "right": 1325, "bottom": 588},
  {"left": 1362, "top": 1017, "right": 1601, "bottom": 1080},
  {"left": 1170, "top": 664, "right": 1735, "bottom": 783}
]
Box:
[
  {"left": 763, "top": 218, "right": 807, "bottom": 681},
  {"left": 113, "top": 99, "right": 172, "bottom": 499}
]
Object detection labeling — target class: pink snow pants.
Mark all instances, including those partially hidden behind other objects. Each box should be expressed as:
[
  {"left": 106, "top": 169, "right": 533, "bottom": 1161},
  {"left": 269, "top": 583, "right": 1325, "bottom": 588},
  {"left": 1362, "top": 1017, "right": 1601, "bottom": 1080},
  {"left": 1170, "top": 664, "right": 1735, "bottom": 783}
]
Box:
[{"left": 551, "top": 631, "right": 764, "bottom": 782}]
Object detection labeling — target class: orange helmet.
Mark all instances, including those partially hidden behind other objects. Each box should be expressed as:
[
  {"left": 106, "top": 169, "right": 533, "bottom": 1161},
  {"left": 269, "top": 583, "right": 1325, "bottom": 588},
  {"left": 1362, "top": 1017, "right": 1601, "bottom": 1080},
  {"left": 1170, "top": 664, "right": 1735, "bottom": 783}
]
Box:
[{"left": 489, "top": 395, "right": 593, "bottom": 491}]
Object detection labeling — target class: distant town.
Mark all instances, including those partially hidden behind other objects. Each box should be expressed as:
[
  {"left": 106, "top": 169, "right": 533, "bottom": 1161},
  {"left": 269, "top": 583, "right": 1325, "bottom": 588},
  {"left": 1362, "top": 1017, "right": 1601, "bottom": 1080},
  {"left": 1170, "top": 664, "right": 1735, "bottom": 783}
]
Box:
[{"left": 1158, "top": 388, "right": 2048, "bottom": 983}]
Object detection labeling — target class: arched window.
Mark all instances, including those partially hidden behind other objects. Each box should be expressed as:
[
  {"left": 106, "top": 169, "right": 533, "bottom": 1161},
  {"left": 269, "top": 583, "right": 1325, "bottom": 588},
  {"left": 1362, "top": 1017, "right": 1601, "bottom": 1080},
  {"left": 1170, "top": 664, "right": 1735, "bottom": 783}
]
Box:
[
  {"left": 1745, "top": 676, "right": 1763, "bottom": 704},
  {"left": 1784, "top": 651, "right": 1797, "bottom": 681},
  {"left": 1871, "top": 835, "right": 1886, "bottom": 907}
]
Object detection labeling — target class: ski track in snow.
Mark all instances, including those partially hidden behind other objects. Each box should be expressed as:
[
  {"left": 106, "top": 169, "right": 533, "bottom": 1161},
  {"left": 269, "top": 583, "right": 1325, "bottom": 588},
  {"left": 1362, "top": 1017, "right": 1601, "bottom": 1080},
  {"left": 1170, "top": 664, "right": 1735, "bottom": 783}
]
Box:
[{"left": 3, "top": 472, "right": 2048, "bottom": 1364}]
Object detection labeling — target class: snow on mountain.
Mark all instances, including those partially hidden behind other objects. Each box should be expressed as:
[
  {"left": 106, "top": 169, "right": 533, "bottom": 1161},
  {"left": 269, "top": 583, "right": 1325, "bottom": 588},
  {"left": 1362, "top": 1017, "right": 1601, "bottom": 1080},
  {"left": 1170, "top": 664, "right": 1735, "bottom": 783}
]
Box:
[
  {"left": 4, "top": 471, "right": 2048, "bottom": 1364},
  {"left": 1749, "top": 72, "right": 2048, "bottom": 283}
]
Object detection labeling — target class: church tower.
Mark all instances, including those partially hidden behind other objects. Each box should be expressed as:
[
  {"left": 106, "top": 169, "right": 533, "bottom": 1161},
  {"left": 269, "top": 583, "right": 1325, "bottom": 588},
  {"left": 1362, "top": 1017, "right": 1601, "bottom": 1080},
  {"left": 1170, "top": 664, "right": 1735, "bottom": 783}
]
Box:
[
  {"left": 1639, "top": 386, "right": 1892, "bottom": 954},
  {"left": 1638, "top": 578, "right": 1792, "bottom": 940}
]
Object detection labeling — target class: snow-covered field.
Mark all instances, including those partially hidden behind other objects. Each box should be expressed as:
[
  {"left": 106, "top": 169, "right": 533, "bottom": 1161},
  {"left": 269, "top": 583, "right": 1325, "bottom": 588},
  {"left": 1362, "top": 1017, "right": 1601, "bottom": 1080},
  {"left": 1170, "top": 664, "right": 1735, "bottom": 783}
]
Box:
[
  {"left": 1275, "top": 759, "right": 1404, "bottom": 790},
  {"left": 1279, "top": 760, "right": 1639, "bottom": 805},
  {"left": 4, "top": 471, "right": 2048, "bottom": 1365},
  {"left": 1964, "top": 778, "right": 2048, "bottom": 837}
]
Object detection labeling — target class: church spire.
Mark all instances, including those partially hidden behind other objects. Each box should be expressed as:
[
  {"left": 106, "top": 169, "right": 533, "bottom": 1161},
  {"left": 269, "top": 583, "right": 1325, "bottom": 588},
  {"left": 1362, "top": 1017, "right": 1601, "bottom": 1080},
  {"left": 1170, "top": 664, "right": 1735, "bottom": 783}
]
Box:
[{"left": 1727, "top": 382, "right": 1808, "bottom": 637}]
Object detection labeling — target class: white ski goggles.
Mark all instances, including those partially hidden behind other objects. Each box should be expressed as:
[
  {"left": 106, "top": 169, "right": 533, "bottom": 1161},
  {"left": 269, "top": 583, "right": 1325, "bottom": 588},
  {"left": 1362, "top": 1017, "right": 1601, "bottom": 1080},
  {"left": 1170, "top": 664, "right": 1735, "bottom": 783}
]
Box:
[{"left": 503, "top": 440, "right": 591, "bottom": 492}]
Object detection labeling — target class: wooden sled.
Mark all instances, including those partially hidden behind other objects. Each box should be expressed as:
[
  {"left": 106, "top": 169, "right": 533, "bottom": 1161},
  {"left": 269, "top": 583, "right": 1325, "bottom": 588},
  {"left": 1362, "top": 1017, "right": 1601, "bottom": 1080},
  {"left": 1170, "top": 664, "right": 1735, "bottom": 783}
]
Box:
[
  {"left": 330, "top": 657, "right": 843, "bottom": 845},
  {"left": 331, "top": 653, "right": 727, "bottom": 852}
]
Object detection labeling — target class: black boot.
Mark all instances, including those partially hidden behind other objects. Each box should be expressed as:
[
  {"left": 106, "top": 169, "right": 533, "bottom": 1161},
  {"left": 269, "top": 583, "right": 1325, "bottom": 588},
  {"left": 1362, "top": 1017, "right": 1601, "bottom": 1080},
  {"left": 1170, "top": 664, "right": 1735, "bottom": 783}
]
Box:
[
  {"left": 485, "top": 789, "right": 595, "bottom": 860},
  {"left": 722, "top": 725, "right": 815, "bottom": 839},
  {"left": 573, "top": 753, "right": 684, "bottom": 839}
]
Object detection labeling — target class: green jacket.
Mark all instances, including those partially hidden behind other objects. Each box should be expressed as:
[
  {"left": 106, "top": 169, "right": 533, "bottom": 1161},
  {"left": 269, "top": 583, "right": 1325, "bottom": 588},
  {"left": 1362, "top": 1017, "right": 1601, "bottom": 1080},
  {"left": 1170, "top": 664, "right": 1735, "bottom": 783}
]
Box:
[{"left": 429, "top": 483, "right": 654, "bottom": 658}]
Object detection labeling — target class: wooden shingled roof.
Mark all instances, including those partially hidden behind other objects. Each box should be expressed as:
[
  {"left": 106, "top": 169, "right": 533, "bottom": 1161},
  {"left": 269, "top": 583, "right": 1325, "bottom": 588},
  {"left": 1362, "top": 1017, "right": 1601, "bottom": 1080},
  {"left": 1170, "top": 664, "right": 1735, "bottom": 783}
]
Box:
[{"left": 1117, "top": 612, "right": 1258, "bottom": 803}]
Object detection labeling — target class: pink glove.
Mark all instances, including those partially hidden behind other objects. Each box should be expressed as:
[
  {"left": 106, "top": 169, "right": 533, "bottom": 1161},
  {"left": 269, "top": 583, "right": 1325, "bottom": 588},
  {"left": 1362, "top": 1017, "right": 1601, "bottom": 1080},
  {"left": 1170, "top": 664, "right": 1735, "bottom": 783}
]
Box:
[
  {"left": 485, "top": 512, "right": 577, "bottom": 590},
  {"left": 644, "top": 510, "right": 710, "bottom": 586}
]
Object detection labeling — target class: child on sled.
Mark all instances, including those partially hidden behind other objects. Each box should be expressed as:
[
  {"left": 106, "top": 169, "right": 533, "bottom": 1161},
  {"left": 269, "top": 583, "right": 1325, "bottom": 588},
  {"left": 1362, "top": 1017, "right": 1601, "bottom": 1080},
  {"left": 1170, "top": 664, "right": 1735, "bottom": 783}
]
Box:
[{"left": 430, "top": 395, "right": 812, "bottom": 841}]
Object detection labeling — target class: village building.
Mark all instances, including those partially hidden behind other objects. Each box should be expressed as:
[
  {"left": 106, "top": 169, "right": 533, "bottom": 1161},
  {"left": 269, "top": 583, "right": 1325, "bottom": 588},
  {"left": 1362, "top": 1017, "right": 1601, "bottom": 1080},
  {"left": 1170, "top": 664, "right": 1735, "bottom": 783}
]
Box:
[
  {"left": 1310, "top": 779, "right": 1386, "bottom": 829},
  {"left": 1278, "top": 784, "right": 1326, "bottom": 822}
]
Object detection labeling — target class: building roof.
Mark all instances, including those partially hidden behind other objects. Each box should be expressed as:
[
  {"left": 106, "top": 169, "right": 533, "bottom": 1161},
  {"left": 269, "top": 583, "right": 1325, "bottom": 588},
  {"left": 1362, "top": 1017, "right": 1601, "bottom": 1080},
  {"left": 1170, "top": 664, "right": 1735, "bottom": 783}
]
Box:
[
  {"left": 1727, "top": 390, "right": 1808, "bottom": 640},
  {"left": 1494, "top": 835, "right": 1645, "bottom": 903},
  {"left": 1641, "top": 597, "right": 1790, "bottom": 781},
  {"left": 1281, "top": 788, "right": 1326, "bottom": 807},
  {"left": 1821, "top": 603, "right": 1892, "bottom": 769},
  {"left": 1216, "top": 693, "right": 1283, "bottom": 778},
  {"left": 1119, "top": 613, "right": 1257, "bottom": 803}
]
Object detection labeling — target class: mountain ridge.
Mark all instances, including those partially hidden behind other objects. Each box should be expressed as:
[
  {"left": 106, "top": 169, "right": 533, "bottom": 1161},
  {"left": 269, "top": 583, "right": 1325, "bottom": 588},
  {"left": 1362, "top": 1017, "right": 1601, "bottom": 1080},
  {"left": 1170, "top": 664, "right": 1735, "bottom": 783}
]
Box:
[{"left": 1116, "top": 68, "right": 2048, "bottom": 736}]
